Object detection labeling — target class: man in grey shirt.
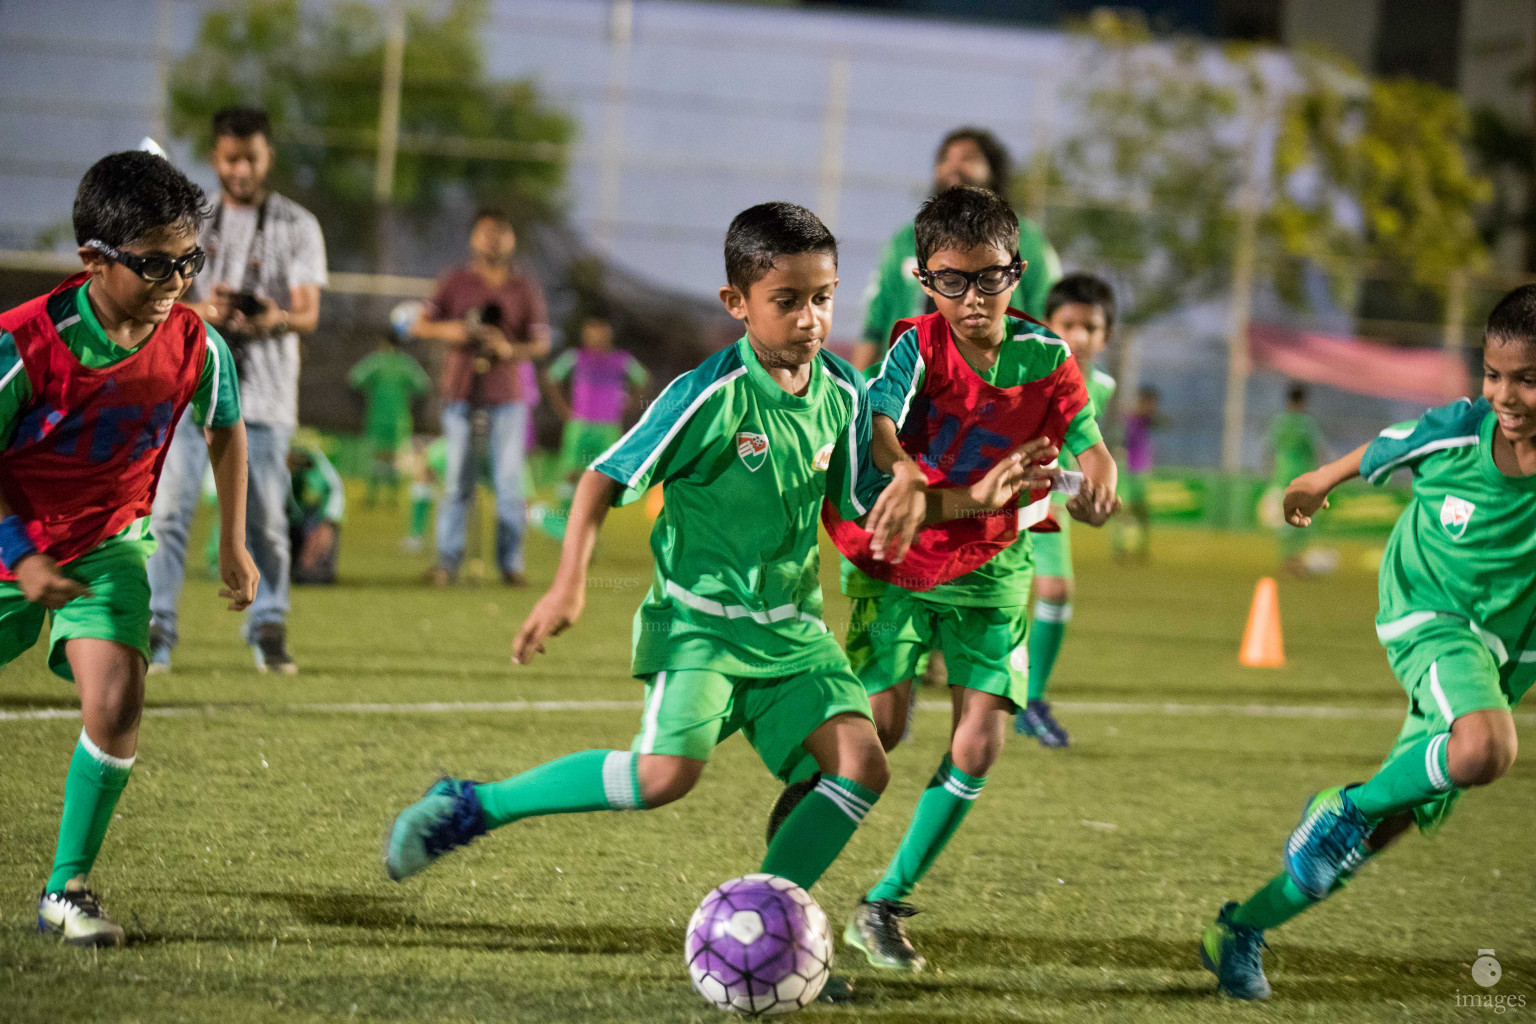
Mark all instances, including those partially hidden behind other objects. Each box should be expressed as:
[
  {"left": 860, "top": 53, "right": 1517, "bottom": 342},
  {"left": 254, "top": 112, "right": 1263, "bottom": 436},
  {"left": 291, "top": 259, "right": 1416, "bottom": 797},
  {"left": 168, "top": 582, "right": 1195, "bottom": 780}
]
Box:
[{"left": 148, "top": 107, "right": 327, "bottom": 674}]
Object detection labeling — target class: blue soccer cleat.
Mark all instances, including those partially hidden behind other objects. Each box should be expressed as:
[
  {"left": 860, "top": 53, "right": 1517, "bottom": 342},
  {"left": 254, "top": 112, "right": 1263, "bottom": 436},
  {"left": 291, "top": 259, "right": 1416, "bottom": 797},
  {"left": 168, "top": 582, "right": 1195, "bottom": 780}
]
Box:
[
  {"left": 1014, "top": 699, "right": 1071, "bottom": 748},
  {"left": 383, "top": 777, "right": 488, "bottom": 881},
  {"left": 1283, "top": 784, "right": 1371, "bottom": 899},
  {"left": 1200, "top": 901, "right": 1271, "bottom": 1000}
]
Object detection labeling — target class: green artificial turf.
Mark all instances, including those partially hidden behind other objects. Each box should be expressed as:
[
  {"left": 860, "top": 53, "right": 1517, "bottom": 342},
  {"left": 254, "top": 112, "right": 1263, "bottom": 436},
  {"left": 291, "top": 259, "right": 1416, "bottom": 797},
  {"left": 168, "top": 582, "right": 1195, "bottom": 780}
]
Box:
[{"left": 1, "top": 494, "right": 1530, "bottom": 1022}]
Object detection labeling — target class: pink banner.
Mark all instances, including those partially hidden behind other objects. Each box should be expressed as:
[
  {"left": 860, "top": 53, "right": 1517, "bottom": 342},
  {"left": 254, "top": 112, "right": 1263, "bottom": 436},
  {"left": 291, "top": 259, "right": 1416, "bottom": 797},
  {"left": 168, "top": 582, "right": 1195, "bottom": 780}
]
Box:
[{"left": 1248, "top": 324, "right": 1470, "bottom": 405}]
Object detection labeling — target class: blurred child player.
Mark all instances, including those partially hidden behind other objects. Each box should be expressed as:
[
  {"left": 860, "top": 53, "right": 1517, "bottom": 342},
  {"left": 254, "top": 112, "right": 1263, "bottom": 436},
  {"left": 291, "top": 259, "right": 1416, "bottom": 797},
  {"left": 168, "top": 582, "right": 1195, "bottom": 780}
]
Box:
[
  {"left": 1200, "top": 285, "right": 1536, "bottom": 1000},
  {"left": 1, "top": 152, "right": 256, "bottom": 944},
  {"left": 541, "top": 306, "right": 647, "bottom": 538},
  {"left": 1265, "top": 384, "right": 1324, "bottom": 575},
  {"left": 1113, "top": 384, "right": 1158, "bottom": 560},
  {"left": 845, "top": 189, "right": 1118, "bottom": 970},
  {"left": 348, "top": 325, "right": 428, "bottom": 507},
  {"left": 1015, "top": 273, "right": 1119, "bottom": 748}
]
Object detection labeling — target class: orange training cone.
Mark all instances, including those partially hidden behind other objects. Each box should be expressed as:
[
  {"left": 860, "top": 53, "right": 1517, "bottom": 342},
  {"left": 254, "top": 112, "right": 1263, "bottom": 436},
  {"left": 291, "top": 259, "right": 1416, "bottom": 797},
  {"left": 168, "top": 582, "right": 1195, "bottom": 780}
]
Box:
[
  {"left": 1239, "top": 577, "right": 1286, "bottom": 668},
  {"left": 645, "top": 485, "right": 664, "bottom": 521}
]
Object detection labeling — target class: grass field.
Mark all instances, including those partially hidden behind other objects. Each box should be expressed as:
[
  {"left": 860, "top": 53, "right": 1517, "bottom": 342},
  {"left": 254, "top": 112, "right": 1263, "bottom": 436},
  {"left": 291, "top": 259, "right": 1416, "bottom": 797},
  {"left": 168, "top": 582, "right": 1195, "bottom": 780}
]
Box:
[{"left": 1, "top": 492, "right": 1532, "bottom": 1023}]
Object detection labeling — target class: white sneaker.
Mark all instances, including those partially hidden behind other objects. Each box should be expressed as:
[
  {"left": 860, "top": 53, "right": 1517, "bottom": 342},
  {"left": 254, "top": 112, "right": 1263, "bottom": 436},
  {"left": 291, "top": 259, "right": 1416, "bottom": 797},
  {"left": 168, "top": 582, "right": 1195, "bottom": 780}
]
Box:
[{"left": 38, "top": 885, "right": 126, "bottom": 947}]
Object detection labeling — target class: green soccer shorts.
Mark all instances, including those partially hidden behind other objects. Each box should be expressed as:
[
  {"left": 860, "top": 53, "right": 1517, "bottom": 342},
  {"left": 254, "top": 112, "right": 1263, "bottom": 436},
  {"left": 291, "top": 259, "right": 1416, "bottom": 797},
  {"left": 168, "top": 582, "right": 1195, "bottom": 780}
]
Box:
[
  {"left": 1382, "top": 616, "right": 1515, "bottom": 833},
  {"left": 845, "top": 595, "right": 931, "bottom": 680},
  {"left": 560, "top": 419, "right": 623, "bottom": 476},
  {"left": 0, "top": 538, "right": 153, "bottom": 682},
  {"left": 631, "top": 665, "right": 873, "bottom": 784},
  {"left": 1032, "top": 510, "right": 1072, "bottom": 581},
  {"left": 857, "top": 587, "right": 1030, "bottom": 708}
]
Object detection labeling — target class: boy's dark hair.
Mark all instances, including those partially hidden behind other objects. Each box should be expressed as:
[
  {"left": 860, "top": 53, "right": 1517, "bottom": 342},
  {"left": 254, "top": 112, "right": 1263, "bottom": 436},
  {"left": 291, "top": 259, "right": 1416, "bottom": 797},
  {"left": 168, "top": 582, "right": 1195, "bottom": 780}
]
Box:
[
  {"left": 724, "top": 202, "right": 837, "bottom": 292},
  {"left": 74, "top": 151, "right": 211, "bottom": 247},
  {"left": 914, "top": 186, "right": 1019, "bottom": 267},
  {"left": 1287, "top": 383, "right": 1308, "bottom": 405},
  {"left": 212, "top": 106, "right": 272, "bottom": 142},
  {"left": 1046, "top": 273, "right": 1117, "bottom": 327},
  {"left": 936, "top": 127, "right": 1011, "bottom": 195},
  {"left": 473, "top": 207, "right": 512, "bottom": 230},
  {"left": 1485, "top": 284, "right": 1536, "bottom": 348}
]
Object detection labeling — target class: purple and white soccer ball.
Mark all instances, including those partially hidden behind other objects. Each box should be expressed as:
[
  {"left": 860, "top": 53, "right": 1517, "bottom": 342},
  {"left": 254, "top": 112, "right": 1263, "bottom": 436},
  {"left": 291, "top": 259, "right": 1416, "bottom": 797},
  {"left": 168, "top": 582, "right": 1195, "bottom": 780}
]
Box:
[{"left": 685, "top": 873, "right": 832, "bottom": 1015}]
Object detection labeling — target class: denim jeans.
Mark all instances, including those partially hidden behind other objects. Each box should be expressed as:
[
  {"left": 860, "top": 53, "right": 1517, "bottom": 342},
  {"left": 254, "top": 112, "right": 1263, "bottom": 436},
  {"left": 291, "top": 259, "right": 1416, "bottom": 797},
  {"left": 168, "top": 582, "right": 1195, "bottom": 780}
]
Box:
[
  {"left": 147, "top": 412, "right": 293, "bottom": 647},
  {"left": 435, "top": 400, "right": 528, "bottom": 576}
]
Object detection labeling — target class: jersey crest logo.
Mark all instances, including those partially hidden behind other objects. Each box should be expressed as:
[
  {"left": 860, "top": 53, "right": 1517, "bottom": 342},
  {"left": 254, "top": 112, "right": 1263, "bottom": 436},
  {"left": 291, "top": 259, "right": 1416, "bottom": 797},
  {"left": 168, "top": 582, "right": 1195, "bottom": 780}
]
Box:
[
  {"left": 1440, "top": 494, "right": 1475, "bottom": 539},
  {"left": 813, "top": 442, "right": 834, "bottom": 472},
  {"left": 736, "top": 431, "right": 769, "bottom": 472}
]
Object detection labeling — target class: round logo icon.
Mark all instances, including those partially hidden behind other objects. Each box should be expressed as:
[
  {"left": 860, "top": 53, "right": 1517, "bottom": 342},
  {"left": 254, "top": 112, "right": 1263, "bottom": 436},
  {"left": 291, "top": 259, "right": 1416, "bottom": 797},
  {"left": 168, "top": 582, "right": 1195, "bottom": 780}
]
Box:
[{"left": 1472, "top": 949, "right": 1501, "bottom": 988}]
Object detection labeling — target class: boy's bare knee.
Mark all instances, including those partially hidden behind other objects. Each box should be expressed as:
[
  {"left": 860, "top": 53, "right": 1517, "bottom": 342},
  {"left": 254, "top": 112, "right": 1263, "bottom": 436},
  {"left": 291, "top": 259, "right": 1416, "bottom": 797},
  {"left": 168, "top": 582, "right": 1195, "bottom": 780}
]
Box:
[
  {"left": 1036, "top": 577, "right": 1072, "bottom": 604},
  {"left": 1448, "top": 715, "right": 1517, "bottom": 787},
  {"left": 875, "top": 720, "right": 904, "bottom": 753},
  {"left": 636, "top": 756, "right": 703, "bottom": 807}
]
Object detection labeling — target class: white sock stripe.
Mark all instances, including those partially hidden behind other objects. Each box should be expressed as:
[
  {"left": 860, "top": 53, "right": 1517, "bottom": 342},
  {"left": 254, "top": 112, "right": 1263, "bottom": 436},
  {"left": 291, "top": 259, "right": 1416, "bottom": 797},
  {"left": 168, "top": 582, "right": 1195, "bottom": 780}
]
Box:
[
  {"left": 602, "top": 750, "right": 641, "bottom": 810},
  {"left": 941, "top": 776, "right": 982, "bottom": 801},
  {"left": 942, "top": 768, "right": 984, "bottom": 795},
  {"left": 1034, "top": 601, "right": 1074, "bottom": 624},
  {"left": 816, "top": 778, "right": 872, "bottom": 814},
  {"left": 78, "top": 729, "right": 135, "bottom": 770},
  {"left": 814, "top": 780, "right": 869, "bottom": 823},
  {"left": 1426, "top": 733, "right": 1453, "bottom": 792}
]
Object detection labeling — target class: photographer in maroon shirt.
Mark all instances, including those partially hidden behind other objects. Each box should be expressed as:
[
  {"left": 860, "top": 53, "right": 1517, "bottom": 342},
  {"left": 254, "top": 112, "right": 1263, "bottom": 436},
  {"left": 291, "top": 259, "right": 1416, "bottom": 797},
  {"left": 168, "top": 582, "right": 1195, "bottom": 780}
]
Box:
[{"left": 411, "top": 208, "right": 550, "bottom": 586}]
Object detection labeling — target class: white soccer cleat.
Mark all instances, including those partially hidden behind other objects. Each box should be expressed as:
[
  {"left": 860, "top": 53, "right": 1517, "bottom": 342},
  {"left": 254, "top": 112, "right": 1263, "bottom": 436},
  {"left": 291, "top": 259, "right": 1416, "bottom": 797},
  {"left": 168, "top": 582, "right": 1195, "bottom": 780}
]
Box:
[{"left": 38, "top": 885, "right": 126, "bottom": 947}]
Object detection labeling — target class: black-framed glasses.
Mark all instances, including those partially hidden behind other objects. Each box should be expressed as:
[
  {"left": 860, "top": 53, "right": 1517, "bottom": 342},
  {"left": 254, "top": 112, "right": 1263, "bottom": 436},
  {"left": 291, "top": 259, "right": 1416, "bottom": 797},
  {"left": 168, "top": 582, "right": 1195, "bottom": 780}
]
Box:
[
  {"left": 917, "top": 257, "right": 1022, "bottom": 299},
  {"left": 85, "top": 239, "right": 206, "bottom": 283}
]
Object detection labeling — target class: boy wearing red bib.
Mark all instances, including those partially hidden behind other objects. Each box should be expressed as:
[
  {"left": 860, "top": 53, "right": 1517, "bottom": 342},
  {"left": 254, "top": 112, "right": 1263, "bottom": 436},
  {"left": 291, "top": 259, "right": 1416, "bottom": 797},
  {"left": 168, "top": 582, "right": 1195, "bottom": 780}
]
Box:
[{"left": 3, "top": 152, "right": 257, "bottom": 945}]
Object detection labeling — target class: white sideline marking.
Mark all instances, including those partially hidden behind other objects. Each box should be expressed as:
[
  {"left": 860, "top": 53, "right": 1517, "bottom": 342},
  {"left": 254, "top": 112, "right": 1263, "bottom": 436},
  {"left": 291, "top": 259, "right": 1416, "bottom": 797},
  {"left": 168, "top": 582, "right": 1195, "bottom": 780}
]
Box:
[{"left": 1, "top": 698, "right": 1531, "bottom": 725}]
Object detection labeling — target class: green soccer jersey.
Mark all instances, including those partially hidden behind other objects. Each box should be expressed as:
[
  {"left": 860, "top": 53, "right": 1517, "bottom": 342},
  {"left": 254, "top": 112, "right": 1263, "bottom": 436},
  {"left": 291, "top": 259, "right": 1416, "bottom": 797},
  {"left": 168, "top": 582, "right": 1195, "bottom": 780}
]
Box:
[
  {"left": 1051, "top": 363, "right": 1116, "bottom": 507},
  {"left": 1362, "top": 397, "right": 1536, "bottom": 701},
  {"left": 869, "top": 315, "right": 1103, "bottom": 607},
  {"left": 0, "top": 282, "right": 241, "bottom": 557},
  {"left": 592, "top": 336, "right": 890, "bottom": 679},
  {"left": 1267, "top": 410, "right": 1323, "bottom": 487},
  {"left": 860, "top": 220, "right": 1062, "bottom": 359},
  {"left": 349, "top": 349, "right": 429, "bottom": 447}
]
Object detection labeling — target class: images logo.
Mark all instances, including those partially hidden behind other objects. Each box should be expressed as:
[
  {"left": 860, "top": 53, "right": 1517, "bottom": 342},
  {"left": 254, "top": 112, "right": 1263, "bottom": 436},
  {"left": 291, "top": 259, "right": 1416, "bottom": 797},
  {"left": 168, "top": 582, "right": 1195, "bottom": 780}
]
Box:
[
  {"left": 1455, "top": 949, "right": 1526, "bottom": 1014},
  {"left": 1474, "top": 950, "right": 1502, "bottom": 989}
]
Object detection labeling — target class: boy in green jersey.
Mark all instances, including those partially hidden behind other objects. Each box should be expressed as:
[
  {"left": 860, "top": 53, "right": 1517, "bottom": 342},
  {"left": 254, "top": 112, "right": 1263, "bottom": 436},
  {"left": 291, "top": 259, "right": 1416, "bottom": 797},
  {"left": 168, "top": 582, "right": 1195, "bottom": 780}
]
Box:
[
  {"left": 844, "top": 187, "right": 1119, "bottom": 971},
  {"left": 1015, "top": 273, "right": 1119, "bottom": 749},
  {"left": 382, "top": 203, "right": 1036, "bottom": 894},
  {"left": 1200, "top": 286, "right": 1536, "bottom": 1000},
  {"left": 348, "top": 332, "right": 429, "bottom": 507},
  {"left": 6, "top": 152, "right": 257, "bottom": 945},
  {"left": 1264, "top": 384, "right": 1325, "bottom": 574}
]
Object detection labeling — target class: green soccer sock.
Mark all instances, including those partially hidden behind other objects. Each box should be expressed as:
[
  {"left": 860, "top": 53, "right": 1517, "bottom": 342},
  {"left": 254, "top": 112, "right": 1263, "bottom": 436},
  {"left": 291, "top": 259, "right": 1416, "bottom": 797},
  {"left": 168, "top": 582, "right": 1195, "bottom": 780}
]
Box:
[
  {"left": 1350, "top": 733, "right": 1455, "bottom": 821},
  {"left": 1230, "top": 871, "right": 1319, "bottom": 931},
  {"left": 1027, "top": 601, "right": 1071, "bottom": 702},
  {"left": 408, "top": 484, "right": 433, "bottom": 539},
  {"left": 761, "top": 774, "right": 879, "bottom": 891},
  {"left": 473, "top": 749, "right": 643, "bottom": 829},
  {"left": 868, "top": 755, "right": 984, "bottom": 902},
  {"left": 46, "top": 731, "right": 135, "bottom": 894}
]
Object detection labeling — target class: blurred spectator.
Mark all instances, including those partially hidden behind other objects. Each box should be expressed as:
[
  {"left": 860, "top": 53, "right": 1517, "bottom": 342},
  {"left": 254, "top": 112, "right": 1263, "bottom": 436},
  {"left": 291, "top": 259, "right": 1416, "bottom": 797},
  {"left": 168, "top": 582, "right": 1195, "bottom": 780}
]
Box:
[
  {"left": 148, "top": 106, "right": 326, "bottom": 676},
  {"left": 1114, "top": 384, "right": 1160, "bottom": 561},
  {"left": 854, "top": 126, "right": 1060, "bottom": 369},
  {"left": 410, "top": 209, "right": 551, "bottom": 587}
]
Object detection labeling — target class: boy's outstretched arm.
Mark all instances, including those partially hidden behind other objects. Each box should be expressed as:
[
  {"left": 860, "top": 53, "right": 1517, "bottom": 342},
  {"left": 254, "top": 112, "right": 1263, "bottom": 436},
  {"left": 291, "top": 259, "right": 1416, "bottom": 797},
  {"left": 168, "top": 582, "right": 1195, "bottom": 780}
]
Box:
[
  {"left": 1284, "top": 442, "right": 1367, "bottom": 527},
  {"left": 513, "top": 469, "right": 618, "bottom": 664},
  {"left": 0, "top": 492, "right": 90, "bottom": 609},
  {"left": 206, "top": 422, "right": 259, "bottom": 610},
  {"left": 869, "top": 413, "right": 1060, "bottom": 523},
  {"left": 1065, "top": 442, "right": 1119, "bottom": 527}
]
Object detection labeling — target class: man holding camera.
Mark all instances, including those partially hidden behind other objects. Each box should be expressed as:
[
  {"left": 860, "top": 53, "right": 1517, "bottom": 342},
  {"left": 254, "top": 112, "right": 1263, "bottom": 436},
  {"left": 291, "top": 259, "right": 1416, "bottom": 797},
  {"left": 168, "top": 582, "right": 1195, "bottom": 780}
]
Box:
[
  {"left": 147, "top": 107, "right": 327, "bottom": 675},
  {"left": 411, "top": 208, "right": 551, "bottom": 587}
]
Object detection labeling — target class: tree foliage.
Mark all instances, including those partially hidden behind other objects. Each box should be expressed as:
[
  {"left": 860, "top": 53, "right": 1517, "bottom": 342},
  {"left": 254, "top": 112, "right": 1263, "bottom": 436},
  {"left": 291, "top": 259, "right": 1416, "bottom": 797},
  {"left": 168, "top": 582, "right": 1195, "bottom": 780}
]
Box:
[{"left": 168, "top": 0, "right": 572, "bottom": 254}]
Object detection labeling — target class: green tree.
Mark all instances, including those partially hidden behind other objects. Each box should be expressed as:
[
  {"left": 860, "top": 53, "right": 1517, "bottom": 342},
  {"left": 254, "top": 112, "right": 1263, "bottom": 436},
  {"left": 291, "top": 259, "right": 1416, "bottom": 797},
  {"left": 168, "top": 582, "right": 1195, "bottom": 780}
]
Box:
[
  {"left": 1271, "top": 52, "right": 1492, "bottom": 302},
  {"left": 168, "top": 0, "right": 572, "bottom": 265}
]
